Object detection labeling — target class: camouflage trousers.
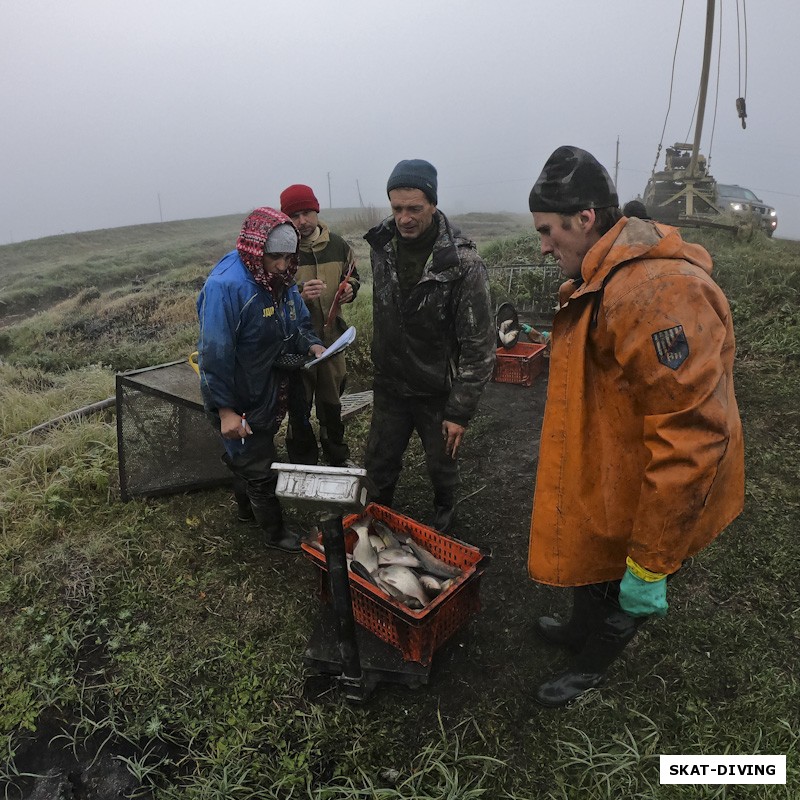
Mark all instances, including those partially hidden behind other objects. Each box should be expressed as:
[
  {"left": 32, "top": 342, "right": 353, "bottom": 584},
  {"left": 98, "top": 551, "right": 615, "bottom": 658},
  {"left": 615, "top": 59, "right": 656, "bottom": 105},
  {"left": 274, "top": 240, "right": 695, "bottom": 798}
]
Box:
[{"left": 364, "top": 389, "right": 459, "bottom": 510}]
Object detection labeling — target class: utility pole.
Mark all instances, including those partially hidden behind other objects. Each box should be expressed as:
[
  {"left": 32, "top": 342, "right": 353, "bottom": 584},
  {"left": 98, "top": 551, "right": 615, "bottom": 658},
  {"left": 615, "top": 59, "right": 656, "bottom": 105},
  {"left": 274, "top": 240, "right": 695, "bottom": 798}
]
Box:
[
  {"left": 614, "top": 136, "right": 620, "bottom": 188},
  {"left": 327, "top": 172, "right": 332, "bottom": 208},
  {"left": 157, "top": 192, "right": 163, "bottom": 223},
  {"left": 356, "top": 180, "right": 364, "bottom": 208}
]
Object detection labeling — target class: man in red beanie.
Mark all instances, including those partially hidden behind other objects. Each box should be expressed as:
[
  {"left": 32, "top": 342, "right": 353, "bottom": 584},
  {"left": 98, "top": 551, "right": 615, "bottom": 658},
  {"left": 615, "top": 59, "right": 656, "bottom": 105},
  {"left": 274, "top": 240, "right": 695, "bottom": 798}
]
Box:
[{"left": 279, "top": 184, "right": 360, "bottom": 466}]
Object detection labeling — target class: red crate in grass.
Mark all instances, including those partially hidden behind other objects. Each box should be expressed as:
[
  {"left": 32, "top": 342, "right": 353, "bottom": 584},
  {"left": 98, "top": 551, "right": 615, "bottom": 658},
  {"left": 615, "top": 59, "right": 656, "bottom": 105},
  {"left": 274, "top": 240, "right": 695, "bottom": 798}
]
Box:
[
  {"left": 301, "top": 503, "right": 490, "bottom": 665},
  {"left": 492, "top": 341, "right": 547, "bottom": 386}
]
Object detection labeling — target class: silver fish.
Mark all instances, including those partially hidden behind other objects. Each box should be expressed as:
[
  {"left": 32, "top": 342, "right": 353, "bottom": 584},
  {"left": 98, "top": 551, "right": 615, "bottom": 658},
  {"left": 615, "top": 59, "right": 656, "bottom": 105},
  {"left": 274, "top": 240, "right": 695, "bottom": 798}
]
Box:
[
  {"left": 369, "top": 534, "right": 387, "bottom": 553},
  {"left": 377, "top": 546, "right": 421, "bottom": 568},
  {"left": 406, "top": 539, "right": 461, "bottom": 579},
  {"left": 376, "top": 565, "right": 429, "bottom": 608},
  {"left": 372, "top": 520, "right": 402, "bottom": 549},
  {"left": 418, "top": 574, "right": 443, "bottom": 598},
  {"left": 351, "top": 519, "right": 378, "bottom": 573},
  {"left": 350, "top": 560, "right": 378, "bottom": 585},
  {"left": 373, "top": 575, "right": 424, "bottom": 609}
]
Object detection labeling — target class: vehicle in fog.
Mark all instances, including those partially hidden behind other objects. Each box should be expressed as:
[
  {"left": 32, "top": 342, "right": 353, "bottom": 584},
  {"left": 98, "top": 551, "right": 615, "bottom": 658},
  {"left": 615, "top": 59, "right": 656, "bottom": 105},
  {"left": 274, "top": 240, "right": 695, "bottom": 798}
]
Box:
[{"left": 715, "top": 183, "right": 778, "bottom": 236}]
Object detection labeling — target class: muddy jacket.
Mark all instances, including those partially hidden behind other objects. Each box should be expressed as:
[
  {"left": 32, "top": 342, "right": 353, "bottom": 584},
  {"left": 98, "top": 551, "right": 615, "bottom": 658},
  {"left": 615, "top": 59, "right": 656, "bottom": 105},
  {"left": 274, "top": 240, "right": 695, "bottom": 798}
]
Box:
[
  {"left": 196, "top": 251, "right": 321, "bottom": 431},
  {"left": 528, "top": 217, "right": 744, "bottom": 585},
  {"left": 297, "top": 221, "right": 360, "bottom": 346},
  {"left": 364, "top": 211, "right": 495, "bottom": 425}
]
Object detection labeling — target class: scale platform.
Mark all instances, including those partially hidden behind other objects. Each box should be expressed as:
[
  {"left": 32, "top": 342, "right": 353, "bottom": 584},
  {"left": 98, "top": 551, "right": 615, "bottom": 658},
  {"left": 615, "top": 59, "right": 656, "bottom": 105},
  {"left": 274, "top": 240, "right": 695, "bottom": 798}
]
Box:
[{"left": 304, "top": 604, "right": 431, "bottom": 697}]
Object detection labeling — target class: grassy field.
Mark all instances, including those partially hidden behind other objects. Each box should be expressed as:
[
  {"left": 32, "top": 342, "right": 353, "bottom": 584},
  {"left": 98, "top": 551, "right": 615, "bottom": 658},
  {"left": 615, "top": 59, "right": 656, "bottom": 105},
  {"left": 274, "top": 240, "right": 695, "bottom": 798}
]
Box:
[{"left": 0, "top": 214, "right": 798, "bottom": 797}]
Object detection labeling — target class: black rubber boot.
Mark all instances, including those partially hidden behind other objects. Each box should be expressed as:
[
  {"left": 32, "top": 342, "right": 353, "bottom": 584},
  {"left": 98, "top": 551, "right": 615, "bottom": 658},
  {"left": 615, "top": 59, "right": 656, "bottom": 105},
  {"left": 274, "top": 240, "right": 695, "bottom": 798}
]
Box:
[
  {"left": 233, "top": 478, "right": 254, "bottom": 523},
  {"left": 319, "top": 401, "right": 350, "bottom": 467},
  {"left": 536, "top": 585, "right": 603, "bottom": 652},
  {"left": 250, "top": 497, "right": 302, "bottom": 554},
  {"left": 534, "top": 609, "right": 644, "bottom": 708},
  {"left": 432, "top": 504, "right": 457, "bottom": 535},
  {"left": 431, "top": 488, "right": 458, "bottom": 534},
  {"left": 286, "top": 419, "right": 320, "bottom": 466}
]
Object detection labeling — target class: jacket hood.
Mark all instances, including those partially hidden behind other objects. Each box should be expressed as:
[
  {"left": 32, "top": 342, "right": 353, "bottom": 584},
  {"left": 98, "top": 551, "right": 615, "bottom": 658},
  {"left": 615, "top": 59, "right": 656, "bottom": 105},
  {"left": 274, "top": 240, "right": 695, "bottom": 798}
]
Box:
[
  {"left": 236, "top": 207, "right": 299, "bottom": 292},
  {"left": 580, "top": 217, "right": 713, "bottom": 292}
]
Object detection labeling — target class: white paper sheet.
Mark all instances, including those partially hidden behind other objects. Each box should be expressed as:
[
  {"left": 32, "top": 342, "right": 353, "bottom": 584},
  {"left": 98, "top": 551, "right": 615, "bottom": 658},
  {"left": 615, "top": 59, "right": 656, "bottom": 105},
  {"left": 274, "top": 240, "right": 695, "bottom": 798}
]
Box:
[{"left": 303, "top": 325, "right": 356, "bottom": 369}]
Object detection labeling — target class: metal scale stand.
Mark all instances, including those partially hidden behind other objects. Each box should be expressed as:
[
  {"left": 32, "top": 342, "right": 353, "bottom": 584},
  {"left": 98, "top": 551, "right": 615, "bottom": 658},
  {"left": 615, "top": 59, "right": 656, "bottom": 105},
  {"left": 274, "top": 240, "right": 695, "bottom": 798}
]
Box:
[{"left": 271, "top": 463, "right": 431, "bottom": 701}]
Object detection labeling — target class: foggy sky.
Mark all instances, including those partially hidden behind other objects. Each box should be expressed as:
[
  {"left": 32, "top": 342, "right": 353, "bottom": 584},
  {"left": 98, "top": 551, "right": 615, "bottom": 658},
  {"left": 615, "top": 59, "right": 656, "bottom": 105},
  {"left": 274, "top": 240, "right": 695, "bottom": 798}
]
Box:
[{"left": 2, "top": 0, "right": 798, "bottom": 244}]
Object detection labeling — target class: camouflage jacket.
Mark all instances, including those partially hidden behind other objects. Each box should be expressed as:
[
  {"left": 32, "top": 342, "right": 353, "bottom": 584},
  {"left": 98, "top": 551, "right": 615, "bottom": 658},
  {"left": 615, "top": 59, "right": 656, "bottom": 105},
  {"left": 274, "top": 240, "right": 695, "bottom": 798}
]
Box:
[{"left": 364, "top": 211, "right": 495, "bottom": 425}]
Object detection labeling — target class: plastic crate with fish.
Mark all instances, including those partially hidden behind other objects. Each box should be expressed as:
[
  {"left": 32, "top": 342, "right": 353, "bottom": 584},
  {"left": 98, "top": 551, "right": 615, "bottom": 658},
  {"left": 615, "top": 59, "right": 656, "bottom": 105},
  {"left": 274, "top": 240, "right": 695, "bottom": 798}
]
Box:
[
  {"left": 301, "top": 503, "right": 490, "bottom": 665},
  {"left": 492, "top": 341, "right": 547, "bottom": 386}
]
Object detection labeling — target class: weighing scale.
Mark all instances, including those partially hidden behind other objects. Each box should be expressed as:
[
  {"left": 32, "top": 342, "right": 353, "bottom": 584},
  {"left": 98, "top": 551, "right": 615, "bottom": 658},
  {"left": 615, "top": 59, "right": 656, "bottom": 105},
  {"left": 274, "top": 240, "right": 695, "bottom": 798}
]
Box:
[{"left": 271, "top": 463, "right": 432, "bottom": 701}]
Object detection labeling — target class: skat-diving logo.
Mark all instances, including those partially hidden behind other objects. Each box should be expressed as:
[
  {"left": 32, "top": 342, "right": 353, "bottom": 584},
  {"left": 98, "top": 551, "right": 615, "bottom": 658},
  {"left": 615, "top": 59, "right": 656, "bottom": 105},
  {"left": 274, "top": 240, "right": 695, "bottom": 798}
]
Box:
[{"left": 652, "top": 324, "right": 689, "bottom": 370}]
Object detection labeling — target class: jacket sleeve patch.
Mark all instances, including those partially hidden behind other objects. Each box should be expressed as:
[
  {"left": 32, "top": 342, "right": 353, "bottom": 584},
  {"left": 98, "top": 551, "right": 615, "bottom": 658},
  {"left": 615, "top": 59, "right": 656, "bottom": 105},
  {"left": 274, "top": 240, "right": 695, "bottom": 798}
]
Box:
[{"left": 652, "top": 325, "right": 689, "bottom": 370}]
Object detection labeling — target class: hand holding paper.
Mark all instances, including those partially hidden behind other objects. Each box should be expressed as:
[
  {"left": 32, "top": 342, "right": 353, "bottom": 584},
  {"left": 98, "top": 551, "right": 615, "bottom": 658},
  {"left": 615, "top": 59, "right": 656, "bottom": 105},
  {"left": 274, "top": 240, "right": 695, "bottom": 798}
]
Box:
[{"left": 304, "top": 326, "right": 356, "bottom": 369}]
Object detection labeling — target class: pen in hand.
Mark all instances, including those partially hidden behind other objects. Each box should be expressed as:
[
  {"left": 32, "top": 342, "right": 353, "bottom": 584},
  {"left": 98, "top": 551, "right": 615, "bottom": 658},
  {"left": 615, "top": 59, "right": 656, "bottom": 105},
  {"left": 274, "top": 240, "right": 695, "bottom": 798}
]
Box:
[{"left": 240, "top": 412, "right": 246, "bottom": 444}]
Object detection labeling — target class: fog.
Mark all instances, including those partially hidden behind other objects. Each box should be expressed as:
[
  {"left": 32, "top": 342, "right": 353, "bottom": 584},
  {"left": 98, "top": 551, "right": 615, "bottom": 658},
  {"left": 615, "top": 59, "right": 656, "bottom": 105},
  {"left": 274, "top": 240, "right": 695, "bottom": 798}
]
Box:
[{"left": 2, "top": 0, "right": 798, "bottom": 244}]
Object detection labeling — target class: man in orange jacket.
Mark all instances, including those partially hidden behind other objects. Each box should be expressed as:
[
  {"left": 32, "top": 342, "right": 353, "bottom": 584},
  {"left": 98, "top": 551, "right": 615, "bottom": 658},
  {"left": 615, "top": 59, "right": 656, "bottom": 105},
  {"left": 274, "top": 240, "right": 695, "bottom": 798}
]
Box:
[{"left": 527, "top": 146, "right": 744, "bottom": 707}]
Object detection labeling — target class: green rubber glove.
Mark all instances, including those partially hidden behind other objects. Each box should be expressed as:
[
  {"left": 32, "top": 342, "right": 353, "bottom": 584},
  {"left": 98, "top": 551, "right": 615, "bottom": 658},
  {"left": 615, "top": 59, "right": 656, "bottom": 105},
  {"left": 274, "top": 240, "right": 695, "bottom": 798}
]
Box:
[
  {"left": 520, "top": 322, "right": 533, "bottom": 334},
  {"left": 618, "top": 557, "right": 668, "bottom": 618}
]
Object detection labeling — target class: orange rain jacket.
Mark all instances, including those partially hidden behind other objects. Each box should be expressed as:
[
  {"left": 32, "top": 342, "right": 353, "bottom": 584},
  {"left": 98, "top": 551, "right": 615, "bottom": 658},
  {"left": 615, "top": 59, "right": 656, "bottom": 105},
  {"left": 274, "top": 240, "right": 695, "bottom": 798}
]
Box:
[{"left": 528, "top": 217, "right": 744, "bottom": 586}]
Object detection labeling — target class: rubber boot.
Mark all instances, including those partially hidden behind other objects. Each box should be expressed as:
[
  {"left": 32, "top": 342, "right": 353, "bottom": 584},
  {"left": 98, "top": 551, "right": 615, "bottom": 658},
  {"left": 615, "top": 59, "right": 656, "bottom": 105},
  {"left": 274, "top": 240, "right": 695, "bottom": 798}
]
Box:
[
  {"left": 232, "top": 476, "right": 254, "bottom": 523},
  {"left": 371, "top": 489, "right": 395, "bottom": 510},
  {"left": 319, "top": 401, "right": 350, "bottom": 467},
  {"left": 534, "top": 609, "right": 644, "bottom": 708},
  {"left": 431, "top": 488, "right": 457, "bottom": 535},
  {"left": 286, "top": 418, "right": 320, "bottom": 466},
  {"left": 250, "top": 497, "right": 302, "bottom": 554},
  {"left": 536, "top": 585, "right": 604, "bottom": 652},
  {"left": 432, "top": 504, "right": 457, "bottom": 535}
]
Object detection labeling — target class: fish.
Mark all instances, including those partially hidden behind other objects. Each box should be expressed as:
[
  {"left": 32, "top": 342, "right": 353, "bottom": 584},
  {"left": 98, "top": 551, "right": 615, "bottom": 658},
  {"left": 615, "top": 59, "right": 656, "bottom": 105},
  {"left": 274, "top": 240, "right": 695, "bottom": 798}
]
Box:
[
  {"left": 350, "top": 519, "right": 378, "bottom": 573},
  {"left": 376, "top": 565, "right": 429, "bottom": 608},
  {"left": 377, "top": 546, "right": 421, "bottom": 568},
  {"left": 418, "top": 574, "right": 444, "bottom": 598},
  {"left": 373, "top": 574, "right": 425, "bottom": 610},
  {"left": 498, "top": 319, "right": 519, "bottom": 348},
  {"left": 372, "top": 520, "right": 402, "bottom": 549},
  {"left": 405, "top": 539, "right": 461, "bottom": 580},
  {"left": 350, "top": 560, "right": 378, "bottom": 585},
  {"left": 369, "top": 534, "right": 387, "bottom": 553}
]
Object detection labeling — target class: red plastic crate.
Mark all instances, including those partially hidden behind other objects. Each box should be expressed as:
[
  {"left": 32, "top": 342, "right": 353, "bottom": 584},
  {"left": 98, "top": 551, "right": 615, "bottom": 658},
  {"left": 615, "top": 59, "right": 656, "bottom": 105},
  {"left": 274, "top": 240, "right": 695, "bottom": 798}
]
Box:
[
  {"left": 301, "top": 503, "right": 489, "bottom": 665},
  {"left": 492, "top": 341, "right": 547, "bottom": 386}
]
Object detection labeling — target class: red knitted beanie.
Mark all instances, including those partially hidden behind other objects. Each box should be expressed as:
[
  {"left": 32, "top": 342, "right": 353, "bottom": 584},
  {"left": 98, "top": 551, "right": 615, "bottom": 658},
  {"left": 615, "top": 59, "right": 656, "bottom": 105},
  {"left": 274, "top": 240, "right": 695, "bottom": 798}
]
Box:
[{"left": 280, "top": 184, "right": 320, "bottom": 216}]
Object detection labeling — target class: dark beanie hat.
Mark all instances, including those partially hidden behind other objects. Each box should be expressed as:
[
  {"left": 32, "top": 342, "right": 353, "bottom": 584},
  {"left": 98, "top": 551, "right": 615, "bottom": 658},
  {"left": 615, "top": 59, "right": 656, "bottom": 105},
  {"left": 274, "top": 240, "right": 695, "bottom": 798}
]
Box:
[
  {"left": 386, "top": 159, "right": 438, "bottom": 204},
  {"left": 623, "top": 199, "right": 650, "bottom": 220},
  {"left": 529, "top": 146, "right": 618, "bottom": 213},
  {"left": 280, "top": 184, "right": 320, "bottom": 216}
]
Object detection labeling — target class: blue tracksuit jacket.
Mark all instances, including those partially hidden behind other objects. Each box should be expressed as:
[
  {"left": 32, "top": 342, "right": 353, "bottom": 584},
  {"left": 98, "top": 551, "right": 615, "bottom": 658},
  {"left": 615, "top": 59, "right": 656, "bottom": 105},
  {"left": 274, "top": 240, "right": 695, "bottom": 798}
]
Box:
[{"left": 196, "top": 251, "right": 321, "bottom": 431}]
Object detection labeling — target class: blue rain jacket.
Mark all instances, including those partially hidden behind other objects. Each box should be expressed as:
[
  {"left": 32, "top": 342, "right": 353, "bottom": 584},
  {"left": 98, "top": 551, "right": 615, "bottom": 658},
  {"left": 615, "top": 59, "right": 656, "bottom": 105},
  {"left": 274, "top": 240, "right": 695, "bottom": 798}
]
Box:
[{"left": 196, "top": 250, "right": 321, "bottom": 431}]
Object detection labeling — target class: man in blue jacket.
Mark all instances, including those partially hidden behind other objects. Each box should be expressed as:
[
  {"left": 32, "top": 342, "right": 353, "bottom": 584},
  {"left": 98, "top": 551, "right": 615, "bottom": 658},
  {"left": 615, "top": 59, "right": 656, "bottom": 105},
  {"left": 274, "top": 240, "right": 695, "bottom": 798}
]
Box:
[{"left": 197, "top": 207, "right": 325, "bottom": 552}]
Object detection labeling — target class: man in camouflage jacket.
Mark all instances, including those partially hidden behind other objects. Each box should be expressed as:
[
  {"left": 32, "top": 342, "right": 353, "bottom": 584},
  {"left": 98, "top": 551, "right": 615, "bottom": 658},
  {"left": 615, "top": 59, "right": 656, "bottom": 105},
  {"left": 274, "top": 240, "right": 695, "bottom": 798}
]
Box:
[{"left": 364, "top": 159, "right": 495, "bottom": 533}]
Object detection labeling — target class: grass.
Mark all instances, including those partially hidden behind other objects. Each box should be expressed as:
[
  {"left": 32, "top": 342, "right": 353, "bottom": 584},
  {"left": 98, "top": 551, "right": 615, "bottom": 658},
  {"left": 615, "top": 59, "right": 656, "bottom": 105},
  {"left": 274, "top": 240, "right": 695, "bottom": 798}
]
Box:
[{"left": 1, "top": 216, "right": 799, "bottom": 797}]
